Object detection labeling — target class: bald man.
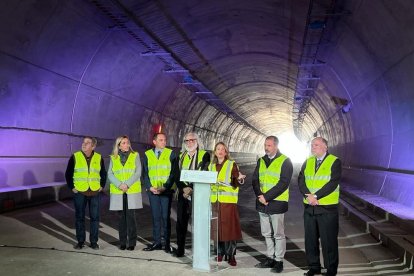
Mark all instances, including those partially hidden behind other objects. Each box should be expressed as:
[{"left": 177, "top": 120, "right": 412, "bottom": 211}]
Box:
[{"left": 298, "top": 137, "right": 342, "bottom": 276}]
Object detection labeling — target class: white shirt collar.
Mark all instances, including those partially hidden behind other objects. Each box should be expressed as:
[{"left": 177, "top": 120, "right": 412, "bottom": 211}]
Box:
[
  {"left": 267, "top": 153, "right": 277, "bottom": 160},
  {"left": 317, "top": 153, "right": 327, "bottom": 161}
]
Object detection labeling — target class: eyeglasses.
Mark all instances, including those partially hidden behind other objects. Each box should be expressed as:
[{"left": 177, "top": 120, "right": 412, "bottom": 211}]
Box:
[{"left": 184, "top": 138, "right": 197, "bottom": 143}]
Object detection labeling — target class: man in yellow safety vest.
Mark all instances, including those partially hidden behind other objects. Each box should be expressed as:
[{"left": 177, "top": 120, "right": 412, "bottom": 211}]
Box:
[
  {"left": 252, "top": 136, "right": 293, "bottom": 273},
  {"left": 142, "top": 133, "right": 178, "bottom": 253},
  {"left": 65, "top": 136, "right": 107, "bottom": 250},
  {"left": 173, "top": 132, "right": 210, "bottom": 257},
  {"left": 298, "top": 137, "right": 341, "bottom": 276}
]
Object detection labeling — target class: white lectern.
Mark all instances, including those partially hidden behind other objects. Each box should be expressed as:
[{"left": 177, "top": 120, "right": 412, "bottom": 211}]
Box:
[{"left": 180, "top": 170, "right": 218, "bottom": 272}]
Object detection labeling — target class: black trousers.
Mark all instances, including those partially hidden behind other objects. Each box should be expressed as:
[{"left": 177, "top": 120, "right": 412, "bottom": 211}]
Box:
[
  {"left": 304, "top": 211, "right": 339, "bottom": 275},
  {"left": 118, "top": 194, "right": 137, "bottom": 247},
  {"left": 176, "top": 192, "right": 191, "bottom": 254}
]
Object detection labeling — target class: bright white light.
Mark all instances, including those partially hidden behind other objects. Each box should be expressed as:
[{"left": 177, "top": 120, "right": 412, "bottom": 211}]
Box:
[{"left": 278, "top": 132, "right": 309, "bottom": 164}]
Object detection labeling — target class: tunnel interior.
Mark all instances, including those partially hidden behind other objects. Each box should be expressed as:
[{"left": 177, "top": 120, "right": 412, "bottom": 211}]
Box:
[{"left": 0, "top": 0, "right": 414, "bottom": 216}]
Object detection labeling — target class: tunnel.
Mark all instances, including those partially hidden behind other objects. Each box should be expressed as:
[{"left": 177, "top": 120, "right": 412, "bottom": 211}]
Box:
[{"left": 1, "top": 0, "right": 414, "bottom": 275}]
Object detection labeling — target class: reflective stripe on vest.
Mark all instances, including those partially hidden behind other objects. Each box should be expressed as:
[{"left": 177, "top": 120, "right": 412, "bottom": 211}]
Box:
[
  {"left": 145, "top": 148, "right": 172, "bottom": 188},
  {"left": 258, "top": 154, "right": 289, "bottom": 202},
  {"left": 209, "top": 160, "right": 239, "bottom": 204},
  {"left": 110, "top": 152, "right": 142, "bottom": 195},
  {"left": 73, "top": 151, "right": 101, "bottom": 192},
  {"left": 179, "top": 150, "right": 207, "bottom": 187},
  {"left": 303, "top": 154, "right": 339, "bottom": 205}
]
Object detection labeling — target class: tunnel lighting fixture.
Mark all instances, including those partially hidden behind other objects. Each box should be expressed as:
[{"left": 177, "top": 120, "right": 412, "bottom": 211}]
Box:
[
  {"left": 308, "top": 20, "right": 326, "bottom": 29},
  {"left": 299, "top": 61, "right": 326, "bottom": 67},
  {"left": 140, "top": 51, "right": 171, "bottom": 56},
  {"left": 297, "top": 88, "right": 314, "bottom": 91},
  {"left": 298, "top": 77, "right": 320, "bottom": 80},
  {"left": 195, "top": 91, "right": 212, "bottom": 94},
  {"left": 341, "top": 102, "right": 352, "bottom": 114},
  {"left": 163, "top": 69, "right": 189, "bottom": 73},
  {"left": 180, "top": 81, "right": 201, "bottom": 85},
  {"left": 295, "top": 96, "right": 311, "bottom": 101},
  {"left": 311, "top": 11, "right": 352, "bottom": 18}
]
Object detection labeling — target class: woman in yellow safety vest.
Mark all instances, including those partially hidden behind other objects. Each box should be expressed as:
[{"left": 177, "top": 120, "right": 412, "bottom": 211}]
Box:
[
  {"left": 108, "top": 135, "right": 143, "bottom": 251},
  {"left": 209, "top": 142, "right": 246, "bottom": 266}
]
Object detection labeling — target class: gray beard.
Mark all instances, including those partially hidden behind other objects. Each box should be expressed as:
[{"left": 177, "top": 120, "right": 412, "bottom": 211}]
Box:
[{"left": 185, "top": 144, "right": 198, "bottom": 152}]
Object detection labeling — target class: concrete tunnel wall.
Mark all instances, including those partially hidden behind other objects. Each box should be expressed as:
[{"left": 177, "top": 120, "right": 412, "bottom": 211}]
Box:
[
  {"left": 298, "top": 1, "right": 414, "bottom": 210},
  {"left": 0, "top": 0, "right": 264, "bottom": 201},
  {"left": 0, "top": 0, "right": 413, "bottom": 213}
]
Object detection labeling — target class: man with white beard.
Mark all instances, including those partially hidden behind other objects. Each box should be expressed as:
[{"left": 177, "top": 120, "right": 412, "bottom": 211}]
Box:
[{"left": 172, "top": 132, "right": 210, "bottom": 257}]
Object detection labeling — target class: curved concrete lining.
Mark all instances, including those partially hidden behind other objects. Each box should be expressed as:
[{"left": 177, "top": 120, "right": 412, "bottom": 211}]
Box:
[{"left": 0, "top": 0, "right": 413, "bottom": 214}]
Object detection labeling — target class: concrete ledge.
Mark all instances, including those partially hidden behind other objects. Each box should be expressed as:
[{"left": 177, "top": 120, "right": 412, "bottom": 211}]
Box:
[
  {"left": 341, "top": 185, "right": 414, "bottom": 233},
  {"left": 0, "top": 182, "right": 72, "bottom": 213},
  {"left": 340, "top": 189, "right": 414, "bottom": 271}
]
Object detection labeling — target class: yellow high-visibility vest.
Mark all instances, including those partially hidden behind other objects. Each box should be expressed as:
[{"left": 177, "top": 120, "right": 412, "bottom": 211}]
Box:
[
  {"left": 73, "top": 151, "right": 101, "bottom": 192},
  {"left": 110, "top": 152, "right": 141, "bottom": 194},
  {"left": 180, "top": 149, "right": 207, "bottom": 187},
  {"left": 303, "top": 154, "right": 339, "bottom": 205},
  {"left": 258, "top": 154, "right": 289, "bottom": 202},
  {"left": 145, "top": 148, "right": 172, "bottom": 189},
  {"left": 210, "top": 160, "right": 239, "bottom": 204}
]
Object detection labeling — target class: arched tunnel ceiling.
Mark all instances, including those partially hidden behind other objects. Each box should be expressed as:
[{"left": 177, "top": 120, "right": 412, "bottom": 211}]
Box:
[
  {"left": 1, "top": 0, "right": 414, "bottom": 217},
  {"left": 107, "top": 0, "right": 310, "bottom": 135},
  {"left": 1, "top": 0, "right": 413, "bottom": 159}
]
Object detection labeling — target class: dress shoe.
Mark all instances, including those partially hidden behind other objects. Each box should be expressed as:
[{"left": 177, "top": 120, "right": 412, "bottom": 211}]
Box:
[
  {"left": 170, "top": 246, "right": 184, "bottom": 257},
  {"left": 255, "top": 258, "right": 276, "bottom": 268},
  {"left": 172, "top": 251, "right": 184, "bottom": 257},
  {"left": 271, "top": 261, "right": 283, "bottom": 273},
  {"left": 143, "top": 243, "right": 162, "bottom": 251},
  {"left": 127, "top": 246, "right": 135, "bottom": 251},
  {"left": 228, "top": 256, "right": 237, "bottom": 266},
  {"left": 164, "top": 245, "right": 172, "bottom": 253},
  {"left": 90, "top": 243, "right": 100, "bottom": 250},
  {"left": 215, "top": 255, "right": 223, "bottom": 262},
  {"left": 303, "top": 269, "right": 322, "bottom": 276},
  {"left": 74, "top": 242, "right": 84, "bottom": 249},
  {"left": 120, "top": 245, "right": 126, "bottom": 250}
]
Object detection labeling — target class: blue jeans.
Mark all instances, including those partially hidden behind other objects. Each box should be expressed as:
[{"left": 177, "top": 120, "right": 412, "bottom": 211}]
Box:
[
  {"left": 147, "top": 191, "right": 172, "bottom": 245},
  {"left": 73, "top": 192, "right": 101, "bottom": 244}
]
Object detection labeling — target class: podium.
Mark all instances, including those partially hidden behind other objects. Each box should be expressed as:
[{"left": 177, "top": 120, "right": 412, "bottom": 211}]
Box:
[{"left": 180, "top": 170, "right": 218, "bottom": 272}]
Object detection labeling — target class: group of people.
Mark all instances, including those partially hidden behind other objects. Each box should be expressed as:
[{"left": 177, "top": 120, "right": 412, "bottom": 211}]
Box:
[{"left": 65, "top": 133, "right": 341, "bottom": 276}]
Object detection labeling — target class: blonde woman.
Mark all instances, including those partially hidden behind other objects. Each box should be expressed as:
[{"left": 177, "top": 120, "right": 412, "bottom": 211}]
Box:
[
  {"left": 209, "top": 142, "right": 246, "bottom": 266},
  {"left": 108, "top": 135, "right": 142, "bottom": 250}
]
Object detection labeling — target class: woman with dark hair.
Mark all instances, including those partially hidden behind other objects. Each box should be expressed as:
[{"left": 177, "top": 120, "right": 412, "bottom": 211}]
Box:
[{"left": 209, "top": 142, "right": 246, "bottom": 266}]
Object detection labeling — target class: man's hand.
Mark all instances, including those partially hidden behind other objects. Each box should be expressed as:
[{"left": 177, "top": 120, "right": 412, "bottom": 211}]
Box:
[
  {"left": 157, "top": 187, "right": 166, "bottom": 193},
  {"left": 150, "top": 187, "right": 159, "bottom": 194},
  {"left": 305, "top": 194, "right": 319, "bottom": 206},
  {"left": 258, "top": 194, "right": 268, "bottom": 205},
  {"left": 72, "top": 188, "right": 78, "bottom": 193}
]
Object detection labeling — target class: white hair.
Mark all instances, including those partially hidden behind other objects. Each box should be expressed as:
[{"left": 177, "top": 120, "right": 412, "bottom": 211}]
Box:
[{"left": 180, "top": 132, "right": 204, "bottom": 153}]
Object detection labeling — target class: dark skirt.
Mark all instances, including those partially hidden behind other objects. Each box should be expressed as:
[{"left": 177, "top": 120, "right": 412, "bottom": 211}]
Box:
[{"left": 211, "top": 202, "right": 242, "bottom": 241}]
